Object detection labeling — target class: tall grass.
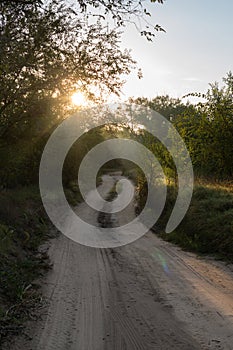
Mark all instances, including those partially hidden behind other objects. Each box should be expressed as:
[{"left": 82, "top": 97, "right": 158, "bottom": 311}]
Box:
[{"left": 156, "top": 182, "right": 233, "bottom": 262}]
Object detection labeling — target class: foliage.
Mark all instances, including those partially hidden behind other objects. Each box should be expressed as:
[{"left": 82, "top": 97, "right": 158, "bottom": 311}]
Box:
[
  {"left": 0, "top": 0, "right": 166, "bottom": 189},
  {"left": 0, "top": 0, "right": 137, "bottom": 139},
  {"left": 131, "top": 95, "right": 192, "bottom": 120},
  {"left": 157, "top": 183, "right": 233, "bottom": 262},
  {"left": 132, "top": 77, "right": 233, "bottom": 261},
  {"left": 176, "top": 72, "right": 233, "bottom": 178},
  {"left": 1, "top": 0, "right": 165, "bottom": 41},
  {"left": 0, "top": 186, "right": 52, "bottom": 343},
  {"left": 133, "top": 73, "right": 233, "bottom": 180}
]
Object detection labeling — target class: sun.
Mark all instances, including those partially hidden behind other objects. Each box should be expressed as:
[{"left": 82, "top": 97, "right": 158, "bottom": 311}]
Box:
[{"left": 71, "top": 91, "right": 87, "bottom": 106}]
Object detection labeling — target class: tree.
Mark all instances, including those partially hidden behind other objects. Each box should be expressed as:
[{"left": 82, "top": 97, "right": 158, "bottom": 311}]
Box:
[
  {"left": 176, "top": 73, "right": 233, "bottom": 178},
  {"left": 0, "top": 0, "right": 166, "bottom": 138},
  {"left": 0, "top": 1, "right": 136, "bottom": 138},
  {"left": 131, "top": 95, "right": 190, "bottom": 120},
  {"left": 0, "top": 0, "right": 165, "bottom": 186}
]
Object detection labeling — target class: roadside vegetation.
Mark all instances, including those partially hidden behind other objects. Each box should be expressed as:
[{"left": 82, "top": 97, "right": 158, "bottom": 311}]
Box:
[
  {"left": 0, "top": 186, "right": 52, "bottom": 343},
  {"left": 156, "top": 182, "right": 233, "bottom": 262},
  {"left": 132, "top": 74, "right": 233, "bottom": 261}
]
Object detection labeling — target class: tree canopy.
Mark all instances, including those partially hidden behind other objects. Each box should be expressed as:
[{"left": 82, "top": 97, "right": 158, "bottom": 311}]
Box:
[
  {"left": 0, "top": 0, "right": 165, "bottom": 39},
  {"left": 134, "top": 73, "right": 233, "bottom": 179},
  {"left": 0, "top": 0, "right": 166, "bottom": 139},
  {"left": 0, "top": 1, "right": 136, "bottom": 138}
]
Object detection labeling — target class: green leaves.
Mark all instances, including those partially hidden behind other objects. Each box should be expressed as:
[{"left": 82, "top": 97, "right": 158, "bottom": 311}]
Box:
[
  {"left": 0, "top": 1, "right": 136, "bottom": 138},
  {"left": 178, "top": 73, "right": 233, "bottom": 178},
  {"left": 133, "top": 75, "right": 233, "bottom": 180}
]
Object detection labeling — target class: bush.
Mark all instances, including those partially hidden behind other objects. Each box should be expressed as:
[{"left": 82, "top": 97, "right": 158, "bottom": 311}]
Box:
[{"left": 157, "top": 184, "right": 233, "bottom": 261}]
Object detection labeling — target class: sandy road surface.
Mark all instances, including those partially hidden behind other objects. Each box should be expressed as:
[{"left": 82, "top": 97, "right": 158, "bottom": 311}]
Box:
[{"left": 5, "top": 175, "right": 233, "bottom": 350}]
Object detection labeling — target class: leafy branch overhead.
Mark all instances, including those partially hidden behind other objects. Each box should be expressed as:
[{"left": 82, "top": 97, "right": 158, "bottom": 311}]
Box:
[
  {"left": 0, "top": 0, "right": 165, "bottom": 138},
  {"left": 1, "top": 0, "right": 165, "bottom": 40}
]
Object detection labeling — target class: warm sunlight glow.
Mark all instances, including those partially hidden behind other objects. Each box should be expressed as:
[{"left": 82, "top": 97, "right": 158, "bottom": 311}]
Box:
[{"left": 71, "top": 92, "right": 87, "bottom": 106}]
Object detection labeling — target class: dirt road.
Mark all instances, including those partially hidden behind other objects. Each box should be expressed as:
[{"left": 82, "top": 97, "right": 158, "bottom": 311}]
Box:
[{"left": 6, "top": 175, "right": 233, "bottom": 349}]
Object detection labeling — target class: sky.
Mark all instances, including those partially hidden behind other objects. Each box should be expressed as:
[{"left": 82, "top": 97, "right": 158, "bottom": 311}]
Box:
[{"left": 119, "top": 0, "right": 233, "bottom": 101}]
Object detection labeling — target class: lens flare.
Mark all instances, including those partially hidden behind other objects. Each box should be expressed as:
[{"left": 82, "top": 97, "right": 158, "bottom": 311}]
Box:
[{"left": 151, "top": 251, "right": 170, "bottom": 274}]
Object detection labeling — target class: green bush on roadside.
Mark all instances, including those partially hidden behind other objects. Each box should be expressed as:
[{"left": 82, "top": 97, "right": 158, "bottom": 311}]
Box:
[{"left": 156, "top": 184, "right": 233, "bottom": 261}]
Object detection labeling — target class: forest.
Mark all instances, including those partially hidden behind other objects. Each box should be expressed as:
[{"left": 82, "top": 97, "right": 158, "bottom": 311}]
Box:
[{"left": 0, "top": 0, "right": 233, "bottom": 345}]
